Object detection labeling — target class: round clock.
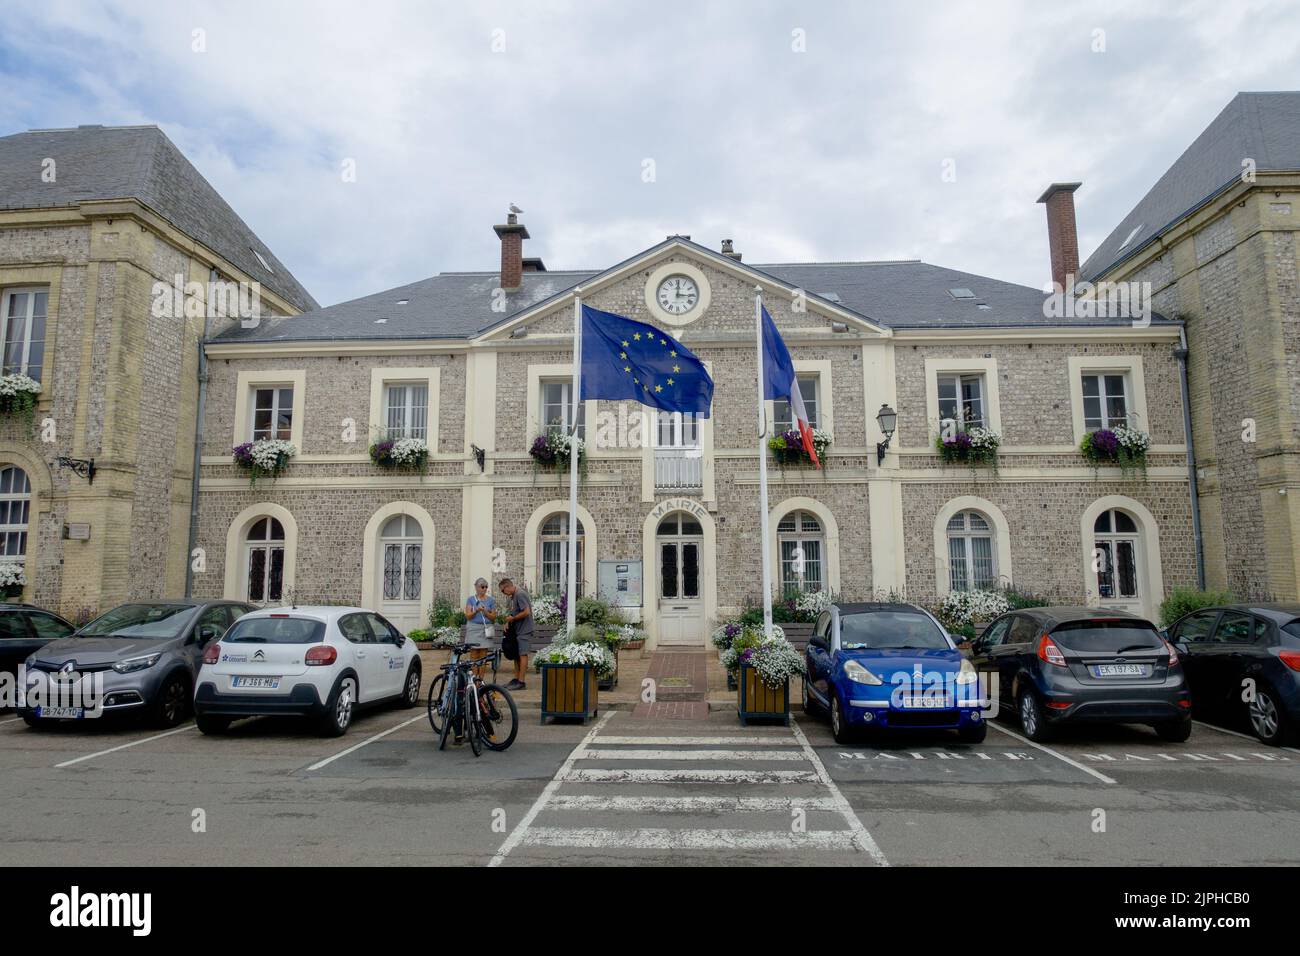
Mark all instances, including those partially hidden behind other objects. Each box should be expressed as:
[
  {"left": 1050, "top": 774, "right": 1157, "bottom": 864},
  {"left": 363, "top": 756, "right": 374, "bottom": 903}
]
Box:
[{"left": 656, "top": 275, "right": 699, "bottom": 315}]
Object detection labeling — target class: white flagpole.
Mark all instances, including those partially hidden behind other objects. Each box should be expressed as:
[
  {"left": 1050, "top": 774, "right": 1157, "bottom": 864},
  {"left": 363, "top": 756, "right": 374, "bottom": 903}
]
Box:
[
  {"left": 566, "top": 290, "right": 582, "bottom": 634},
  {"left": 755, "top": 287, "right": 773, "bottom": 640}
]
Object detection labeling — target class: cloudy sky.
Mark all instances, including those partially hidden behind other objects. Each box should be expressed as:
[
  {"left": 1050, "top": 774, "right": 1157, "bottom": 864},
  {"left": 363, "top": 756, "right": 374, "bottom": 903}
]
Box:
[{"left": 2, "top": 0, "right": 1299, "bottom": 307}]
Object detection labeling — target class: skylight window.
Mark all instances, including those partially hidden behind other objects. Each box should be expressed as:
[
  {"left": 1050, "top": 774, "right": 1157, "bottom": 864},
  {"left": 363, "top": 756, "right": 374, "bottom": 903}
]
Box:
[
  {"left": 1118, "top": 224, "right": 1145, "bottom": 250},
  {"left": 396, "top": 298, "right": 409, "bottom": 305},
  {"left": 817, "top": 291, "right": 841, "bottom": 303},
  {"left": 252, "top": 248, "right": 274, "bottom": 273},
  {"left": 948, "top": 288, "right": 976, "bottom": 299}
]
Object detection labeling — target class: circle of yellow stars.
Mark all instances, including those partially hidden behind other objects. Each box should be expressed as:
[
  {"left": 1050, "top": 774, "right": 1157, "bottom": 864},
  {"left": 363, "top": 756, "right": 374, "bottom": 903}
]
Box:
[{"left": 620, "top": 329, "right": 681, "bottom": 396}]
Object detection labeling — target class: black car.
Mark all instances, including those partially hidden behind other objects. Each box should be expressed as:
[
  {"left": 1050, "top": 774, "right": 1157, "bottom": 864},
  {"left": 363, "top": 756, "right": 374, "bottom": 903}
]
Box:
[
  {"left": 1164, "top": 603, "right": 1300, "bottom": 745},
  {"left": 0, "top": 604, "right": 77, "bottom": 695},
  {"left": 970, "top": 606, "right": 1191, "bottom": 742},
  {"left": 20, "top": 600, "right": 255, "bottom": 727}
]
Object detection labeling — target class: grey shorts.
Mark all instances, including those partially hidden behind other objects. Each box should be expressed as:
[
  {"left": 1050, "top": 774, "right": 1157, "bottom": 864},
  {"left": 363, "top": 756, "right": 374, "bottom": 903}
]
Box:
[
  {"left": 464, "top": 622, "right": 493, "bottom": 649},
  {"left": 513, "top": 632, "right": 532, "bottom": 656}
]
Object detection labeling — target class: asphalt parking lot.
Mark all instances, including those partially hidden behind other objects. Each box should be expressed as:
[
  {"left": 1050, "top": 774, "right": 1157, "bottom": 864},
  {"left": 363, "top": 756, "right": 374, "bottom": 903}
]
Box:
[{"left": 1, "top": 705, "right": 1297, "bottom": 866}]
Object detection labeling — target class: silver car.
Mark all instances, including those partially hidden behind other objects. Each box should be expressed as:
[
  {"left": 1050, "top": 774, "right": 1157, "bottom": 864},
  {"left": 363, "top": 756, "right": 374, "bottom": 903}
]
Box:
[{"left": 19, "top": 601, "right": 254, "bottom": 728}]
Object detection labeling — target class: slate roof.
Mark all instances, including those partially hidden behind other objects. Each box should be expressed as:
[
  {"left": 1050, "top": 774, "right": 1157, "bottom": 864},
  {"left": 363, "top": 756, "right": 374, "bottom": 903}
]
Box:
[
  {"left": 0, "top": 125, "right": 318, "bottom": 312},
  {"left": 1080, "top": 92, "right": 1300, "bottom": 281},
  {"left": 211, "top": 236, "right": 1171, "bottom": 345}
]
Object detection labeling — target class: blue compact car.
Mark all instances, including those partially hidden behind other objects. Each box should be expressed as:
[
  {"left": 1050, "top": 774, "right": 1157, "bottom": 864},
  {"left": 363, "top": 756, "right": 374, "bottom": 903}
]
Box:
[{"left": 803, "top": 602, "right": 987, "bottom": 743}]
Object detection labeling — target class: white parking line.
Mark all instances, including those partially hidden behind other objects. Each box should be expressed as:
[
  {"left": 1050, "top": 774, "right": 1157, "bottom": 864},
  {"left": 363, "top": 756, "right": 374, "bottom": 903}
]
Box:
[
  {"left": 563, "top": 767, "right": 820, "bottom": 784},
  {"left": 0, "top": 716, "right": 20, "bottom": 726},
  {"left": 302, "top": 713, "right": 427, "bottom": 772},
  {"left": 489, "top": 710, "right": 614, "bottom": 867},
  {"left": 1193, "top": 719, "right": 1300, "bottom": 756},
  {"left": 790, "top": 718, "right": 890, "bottom": 866},
  {"left": 55, "top": 724, "right": 196, "bottom": 768},
  {"left": 547, "top": 794, "right": 840, "bottom": 812},
  {"left": 578, "top": 748, "right": 806, "bottom": 761},
  {"left": 521, "top": 827, "right": 858, "bottom": 851},
  {"left": 986, "top": 721, "right": 1118, "bottom": 784},
  {"left": 592, "top": 736, "right": 794, "bottom": 746}
]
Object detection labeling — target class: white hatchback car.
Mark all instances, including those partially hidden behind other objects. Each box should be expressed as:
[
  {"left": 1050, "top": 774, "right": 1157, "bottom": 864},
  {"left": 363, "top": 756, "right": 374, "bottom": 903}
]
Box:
[{"left": 193, "top": 606, "right": 422, "bottom": 736}]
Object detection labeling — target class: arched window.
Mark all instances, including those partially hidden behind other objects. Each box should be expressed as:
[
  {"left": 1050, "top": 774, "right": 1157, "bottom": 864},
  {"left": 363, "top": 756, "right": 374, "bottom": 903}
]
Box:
[
  {"left": 539, "top": 514, "right": 583, "bottom": 599},
  {"left": 946, "top": 510, "right": 996, "bottom": 592},
  {"left": 245, "top": 517, "right": 285, "bottom": 603},
  {"left": 1093, "top": 508, "right": 1140, "bottom": 603},
  {"left": 778, "top": 510, "right": 824, "bottom": 595},
  {"left": 381, "top": 515, "right": 423, "bottom": 603},
  {"left": 0, "top": 466, "right": 31, "bottom": 561}
]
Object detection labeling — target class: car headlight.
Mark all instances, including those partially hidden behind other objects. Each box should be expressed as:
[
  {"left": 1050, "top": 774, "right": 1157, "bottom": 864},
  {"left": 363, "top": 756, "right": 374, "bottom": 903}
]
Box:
[
  {"left": 843, "top": 660, "right": 883, "bottom": 685},
  {"left": 113, "top": 653, "right": 162, "bottom": 674},
  {"left": 956, "top": 659, "right": 978, "bottom": 685}
]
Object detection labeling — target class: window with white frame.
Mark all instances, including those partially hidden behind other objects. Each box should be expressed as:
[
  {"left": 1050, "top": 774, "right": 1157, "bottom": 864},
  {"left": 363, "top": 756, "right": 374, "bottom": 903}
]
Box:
[
  {"left": 655, "top": 411, "right": 699, "bottom": 448},
  {"left": 0, "top": 466, "right": 31, "bottom": 561},
  {"left": 778, "top": 510, "right": 824, "bottom": 596},
  {"left": 1081, "top": 373, "right": 1129, "bottom": 430},
  {"left": 937, "top": 373, "right": 986, "bottom": 429},
  {"left": 1, "top": 288, "right": 48, "bottom": 382},
  {"left": 244, "top": 516, "right": 285, "bottom": 603},
  {"left": 773, "top": 376, "right": 820, "bottom": 431},
  {"left": 538, "top": 514, "right": 583, "bottom": 599},
  {"left": 250, "top": 386, "right": 294, "bottom": 441},
  {"left": 384, "top": 383, "right": 428, "bottom": 440},
  {"left": 946, "top": 510, "right": 996, "bottom": 592},
  {"left": 541, "top": 380, "right": 584, "bottom": 439},
  {"left": 380, "top": 514, "right": 423, "bottom": 602}
]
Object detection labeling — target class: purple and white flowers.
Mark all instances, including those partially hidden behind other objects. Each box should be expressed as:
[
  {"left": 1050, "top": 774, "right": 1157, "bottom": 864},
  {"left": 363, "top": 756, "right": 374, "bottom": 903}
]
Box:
[
  {"left": 232, "top": 438, "right": 296, "bottom": 486},
  {"left": 370, "top": 436, "right": 429, "bottom": 470}
]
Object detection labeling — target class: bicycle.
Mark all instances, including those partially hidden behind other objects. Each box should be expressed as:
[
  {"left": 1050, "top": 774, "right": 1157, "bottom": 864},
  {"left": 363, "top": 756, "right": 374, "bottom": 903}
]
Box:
[{"left": 427, "top": 643, "right": 518, "bottom": 755}]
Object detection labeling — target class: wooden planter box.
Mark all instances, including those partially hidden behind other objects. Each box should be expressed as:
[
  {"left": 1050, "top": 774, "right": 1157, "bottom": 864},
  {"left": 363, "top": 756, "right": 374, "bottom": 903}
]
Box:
[
  {"left": 737, "top": 664, "right": 790, "bottom": 726},
  {"left": 540, "top": 663, "right": 599, "bottom": 724}
]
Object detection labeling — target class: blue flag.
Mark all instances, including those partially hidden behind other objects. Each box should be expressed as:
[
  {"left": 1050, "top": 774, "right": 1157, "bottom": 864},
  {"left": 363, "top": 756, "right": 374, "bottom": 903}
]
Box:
[{"left": 579, "top": 304, "right": 714, "bottom": 416}]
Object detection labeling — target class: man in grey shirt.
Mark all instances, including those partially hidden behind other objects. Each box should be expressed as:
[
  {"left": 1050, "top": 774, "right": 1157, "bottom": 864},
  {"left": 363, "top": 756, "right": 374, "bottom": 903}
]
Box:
[{"left": 499, "top": 578, "right": 533, "bottom": 690}]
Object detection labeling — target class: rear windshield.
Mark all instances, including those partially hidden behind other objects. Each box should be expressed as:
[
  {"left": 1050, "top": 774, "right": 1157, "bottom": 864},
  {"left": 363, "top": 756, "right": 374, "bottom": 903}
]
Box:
[
  {"left": 1051, "top": 620, "right": 1162, "bottom": 652},
  {"left": 79, "top": 604, "right": 194, "bottom": 639},
  {"left": 840, "top": 611, "right": 950, "bottom": 650},
  {"left": 225, "top": 616, "right": 325, "bottom": 644}
]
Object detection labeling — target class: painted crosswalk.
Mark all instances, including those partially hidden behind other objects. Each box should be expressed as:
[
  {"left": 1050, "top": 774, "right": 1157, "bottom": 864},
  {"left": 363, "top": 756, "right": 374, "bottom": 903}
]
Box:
[{"left": 490, "top": 713, "right": 888, "bottom": 866}]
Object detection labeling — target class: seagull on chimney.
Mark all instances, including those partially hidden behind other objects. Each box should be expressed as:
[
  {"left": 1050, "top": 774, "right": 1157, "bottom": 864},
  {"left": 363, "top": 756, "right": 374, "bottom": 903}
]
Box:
[{"left": 509, "top": 203, "right": 524, "bottom": 215}]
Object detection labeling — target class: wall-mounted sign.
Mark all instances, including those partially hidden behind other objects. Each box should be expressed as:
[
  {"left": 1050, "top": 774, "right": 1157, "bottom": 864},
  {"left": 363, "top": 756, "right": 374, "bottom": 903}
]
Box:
[
  {"left": 63, "top": 523, "right": 91, "bottom": 541},
  {"left": 599, "top": 560, "right": 643, "bottom": 607}
]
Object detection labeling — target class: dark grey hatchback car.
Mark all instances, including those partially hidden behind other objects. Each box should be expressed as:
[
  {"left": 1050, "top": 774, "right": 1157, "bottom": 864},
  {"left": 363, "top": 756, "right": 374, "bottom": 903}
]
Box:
[
  {"left": 969, "top": 607, "right": 1192, "bottom": 742},
  {"left": 19, "top": 600, "right": 254, "bottom": 728}
]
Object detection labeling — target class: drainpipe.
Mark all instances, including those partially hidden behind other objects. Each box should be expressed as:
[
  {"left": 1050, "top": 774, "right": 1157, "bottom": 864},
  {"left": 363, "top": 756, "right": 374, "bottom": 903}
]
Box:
[
  {"left": 1174, "top": 326, "right": 1206, "bottom": 589},
  {"left": 184, "top": 310, "right": 212, "bottom": 598}
]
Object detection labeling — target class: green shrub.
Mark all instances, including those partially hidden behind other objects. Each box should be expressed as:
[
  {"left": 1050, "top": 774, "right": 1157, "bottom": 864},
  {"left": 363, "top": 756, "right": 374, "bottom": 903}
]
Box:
[
  {"left": 1001, "top": 585, "right": 1051, "bottom": 610},
  {"left": 407, "top": 628, "right": 432, "bottom": 642},
  {"left": 575, "top": 596, "right": 610, "bottom": 626},
  {"left": 1159, "top": 587, "right": 1234, "bottom": 627}
]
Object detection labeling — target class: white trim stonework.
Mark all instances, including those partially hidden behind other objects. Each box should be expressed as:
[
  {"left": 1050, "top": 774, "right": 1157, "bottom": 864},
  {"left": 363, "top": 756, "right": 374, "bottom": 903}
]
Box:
[
  {"left": 1067, "top": 355, "right": 1148, "bottom": 445},
  {"left": 1079, "top": 495, "right": 1164, "bottom": 621},
  {"left": 224, "top": 503, "right": 298, "bottom": 602},
  {"left": 933, "top": 496, "right": 1014, "bottom": 598},
  {"left": 233, "top": 369, "right": 306, "bottom": 449},
  {"left": 361, "top": 501, "right": 436, "bottom": 625}
]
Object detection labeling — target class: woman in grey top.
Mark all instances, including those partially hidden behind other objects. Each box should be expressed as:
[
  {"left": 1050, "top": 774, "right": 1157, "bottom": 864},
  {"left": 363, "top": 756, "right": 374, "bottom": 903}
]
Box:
[{"left": 463, "top": 579, "right": 498, "bottom": 669}]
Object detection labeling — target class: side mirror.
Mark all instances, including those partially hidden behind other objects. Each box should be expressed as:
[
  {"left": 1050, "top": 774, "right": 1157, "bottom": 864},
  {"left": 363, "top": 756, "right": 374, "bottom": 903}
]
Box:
[
  {"left": 199, "top": 625, "right": 220, "bottom": 643},
  {"left": 809, "top": 634, "right": 828, "bottom": 651}
]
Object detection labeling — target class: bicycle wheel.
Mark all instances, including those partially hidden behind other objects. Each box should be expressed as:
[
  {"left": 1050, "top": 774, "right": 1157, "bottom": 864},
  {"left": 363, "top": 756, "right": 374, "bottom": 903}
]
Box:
[
  {"left": 466, "top": 686, "right": 483, "bottom": 758},
  {"left": 426, "top": 673, "right": 447, "bottom": 735},
  {"left": 477, "top": 684, "right": 519, "bottom": 752},
  {"left": 437, "top": 672, "right": 457, "bottom": 752}
]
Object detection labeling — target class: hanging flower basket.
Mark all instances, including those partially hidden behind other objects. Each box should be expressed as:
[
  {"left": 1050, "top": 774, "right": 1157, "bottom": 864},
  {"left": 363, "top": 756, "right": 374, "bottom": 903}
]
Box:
[
  {"left": 935, "top": 426, "right": 1001, "bottom": 476},
  {"left": 529, "top": 431, "right": 586, "bottom": 475},
  {"left": 232, "top": 439, "right": 296, "bottom": 488},
  {"left": 0, "top": 562, "right": 26, "bottom": 600},
  {"left": 767, "top": 429, "right": 832, "bottom": 467},
  {"left": 369, "top": 437, "right": 429, "bottom": 472},
  {"left": 1080, "top": 426, "right": 1149, "bottom": 478},
  {"left": 0, "top": 374, "right": 41, "bottom": 422}
]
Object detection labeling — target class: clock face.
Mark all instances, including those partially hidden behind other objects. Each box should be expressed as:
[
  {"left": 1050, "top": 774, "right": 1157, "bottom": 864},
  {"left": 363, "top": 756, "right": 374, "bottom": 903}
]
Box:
[{"left": 656, "top": 275, "right": 699, "bottom": 315}]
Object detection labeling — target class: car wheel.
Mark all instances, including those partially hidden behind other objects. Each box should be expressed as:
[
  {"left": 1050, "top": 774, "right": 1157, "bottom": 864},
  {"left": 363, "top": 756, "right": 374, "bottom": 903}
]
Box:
[
  {"left": 1018, "top": 690, "right": 1052, "bottom": 742},
  {"left": 958, "top": 720, "right": 987, "bottom": 743},
  {"left": 399, "top": 663, "right": 421, "bottom": 708},
  {"left": 320, "top": 676, "right": 356, "bottom": 738},
  {"left": 1248, "top": 685, "right": 1289, "bottom": 746},
  {"left": 21, "top": 713, "right": 43, "bottom": 730},
  {"left": 801, "top": 676, "right": 818, "bottom": 716},
  {"left": 830, "top": 694, "right": 853, "bottom": 744},
  {"left": 1154, "top": 720, "right": 1192, "bottom": 743},
  {"left": 195, "top": 713, "right": 231, "bottom": 735},
  {"left": 153, "top": 673, "right": 190, "bottom": 728}
]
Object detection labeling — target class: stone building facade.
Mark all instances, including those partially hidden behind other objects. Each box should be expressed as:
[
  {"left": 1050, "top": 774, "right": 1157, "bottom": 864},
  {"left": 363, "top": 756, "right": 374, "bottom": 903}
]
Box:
[
  {"left": 0, "top": 125, "right": 315, "bottom": 617},
  {"left": 196, "top": 232, "right": 1197, "bottom": 647}
]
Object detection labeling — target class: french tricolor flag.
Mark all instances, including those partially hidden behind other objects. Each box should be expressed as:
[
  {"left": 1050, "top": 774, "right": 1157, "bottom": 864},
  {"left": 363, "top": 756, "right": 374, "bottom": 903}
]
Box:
[{"left": 761, "top": 305, "right": 821, "bottom": 468}]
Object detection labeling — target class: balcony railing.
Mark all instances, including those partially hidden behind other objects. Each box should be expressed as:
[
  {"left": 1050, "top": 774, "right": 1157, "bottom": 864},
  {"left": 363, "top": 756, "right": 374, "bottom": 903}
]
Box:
[{"left": 655, "top": 447, "right": 703, "bottom": 490}]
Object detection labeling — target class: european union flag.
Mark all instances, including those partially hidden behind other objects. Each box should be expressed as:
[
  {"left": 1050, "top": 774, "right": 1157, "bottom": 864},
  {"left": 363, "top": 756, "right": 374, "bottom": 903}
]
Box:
[{"left": 579, "top": 304, "right": 714, "bottom": 416}]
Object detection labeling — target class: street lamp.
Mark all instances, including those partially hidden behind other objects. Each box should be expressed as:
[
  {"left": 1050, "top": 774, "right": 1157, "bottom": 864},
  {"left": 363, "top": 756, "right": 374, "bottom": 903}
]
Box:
[{"left": 875, "top": 404, "right": 897, "bottom": 466}]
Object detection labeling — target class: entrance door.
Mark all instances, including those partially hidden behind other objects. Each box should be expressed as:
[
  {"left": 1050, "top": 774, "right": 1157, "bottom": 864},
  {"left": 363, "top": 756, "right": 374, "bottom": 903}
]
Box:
[
  {"left": 379, "top": 514, "right": 423, "bottom": 633},
  {"left": 657, "top": 513, "right": 704, "bottom": 645},
  {"left": 1092, "top": 508, "right": 1142, "bottom": 615}
]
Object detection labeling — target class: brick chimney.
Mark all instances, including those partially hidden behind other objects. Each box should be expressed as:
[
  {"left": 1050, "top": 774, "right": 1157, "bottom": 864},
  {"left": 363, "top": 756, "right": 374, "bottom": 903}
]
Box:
[
  {"left": 1036, "top": 182, "right": 1082, "bottom": 289},
  {"left": 720, "top": 238, "right": 742, "bottom": 262},
  {"left": 493, "top": 211, "right": 530, "bottom": 291}
]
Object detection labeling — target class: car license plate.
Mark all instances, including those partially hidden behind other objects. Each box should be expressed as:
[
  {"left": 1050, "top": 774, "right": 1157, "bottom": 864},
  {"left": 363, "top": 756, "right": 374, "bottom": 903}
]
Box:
[
  {"left": 231, "top": 676, "right": 280, "bottom": 689},
  {"left": 34, "top": 706, "right": 84, "bottom": 719},
  {"left": 899, "top": 695, "right": 951, "bottom": 709},
  {"left": 1092, "top": 664, "right": 1145, "bottom": 677}
]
